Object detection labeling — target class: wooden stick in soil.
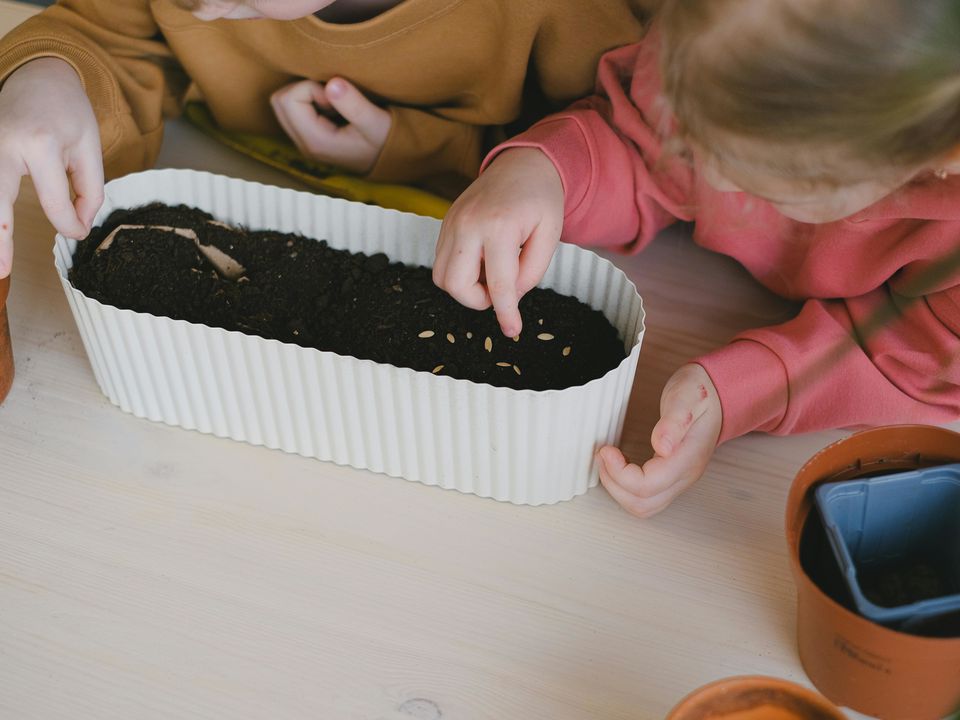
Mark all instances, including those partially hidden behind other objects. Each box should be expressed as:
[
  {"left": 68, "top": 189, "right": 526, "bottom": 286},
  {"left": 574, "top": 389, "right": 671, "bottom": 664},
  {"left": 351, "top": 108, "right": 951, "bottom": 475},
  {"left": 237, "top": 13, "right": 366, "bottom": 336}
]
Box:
[{"left": 96, "top": 224, "right": 246, "bottom": 280}]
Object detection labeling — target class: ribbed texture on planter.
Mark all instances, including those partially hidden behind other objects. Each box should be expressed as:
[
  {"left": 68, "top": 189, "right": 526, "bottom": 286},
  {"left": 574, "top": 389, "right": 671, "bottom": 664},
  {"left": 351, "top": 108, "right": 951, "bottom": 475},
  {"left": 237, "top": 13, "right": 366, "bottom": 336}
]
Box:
[{"left": 54, "top": 170, "right": 645, "bottom": 505}]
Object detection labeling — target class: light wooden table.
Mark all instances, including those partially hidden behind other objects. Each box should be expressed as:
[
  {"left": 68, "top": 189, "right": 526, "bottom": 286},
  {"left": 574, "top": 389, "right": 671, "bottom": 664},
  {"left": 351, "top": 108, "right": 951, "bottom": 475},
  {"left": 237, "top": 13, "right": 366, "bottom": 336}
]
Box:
[{"left": 1, "top": 3, "right": 945, "bottom": 718}]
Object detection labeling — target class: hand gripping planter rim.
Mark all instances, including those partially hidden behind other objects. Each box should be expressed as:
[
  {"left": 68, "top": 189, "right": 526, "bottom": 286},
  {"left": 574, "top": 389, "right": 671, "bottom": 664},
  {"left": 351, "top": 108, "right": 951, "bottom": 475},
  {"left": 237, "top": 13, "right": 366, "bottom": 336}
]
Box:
[
  {"left": 786, "top": 424, "right": 960, "bottom": 720},
  {"left": 52, "top": 170, "right": 645, "bottom": 506},
  {"left": 0, "top": 275, "right": 12, "bottom": 405}
]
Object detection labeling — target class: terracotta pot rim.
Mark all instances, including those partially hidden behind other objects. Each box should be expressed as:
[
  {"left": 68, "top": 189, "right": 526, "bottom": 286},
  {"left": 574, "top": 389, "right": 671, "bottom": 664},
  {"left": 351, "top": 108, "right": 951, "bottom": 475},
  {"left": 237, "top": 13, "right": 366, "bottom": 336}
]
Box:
[
  {"left": 786, "top": 424, "right": 960, "bottom": 647},
  {"left": 666, "top": 675, "right": 845, "bottom": 719}
]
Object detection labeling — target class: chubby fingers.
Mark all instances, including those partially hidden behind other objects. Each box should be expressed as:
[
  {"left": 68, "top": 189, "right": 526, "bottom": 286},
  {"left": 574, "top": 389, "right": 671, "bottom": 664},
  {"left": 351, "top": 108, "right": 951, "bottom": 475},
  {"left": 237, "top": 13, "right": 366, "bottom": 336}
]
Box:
[
  {"left": 270, "top": 78, "right": 390, "bottom": 173},
  {"left": 597, "top": 426, "right": 714, "bottom": 519},
  {"left": 434, "top": 216, "right": 526, "bottom": 337},
  {"left": 27, "top": 150, "right": 88, "bottom": 240},
  {"left": 516, "top": 221, "right": 560, "bottom": 297},
  {"left": 651, "top": 364, "right": 719, "bottom": 457},
  {"left": 483, "top": 238, "right": 522, "bottom": 338},
  {"left": 67, "top": 131, "right": 105, "bottom": 232},
  {"left": 323, "top": 78, "right": 390, "bottom": 146}
]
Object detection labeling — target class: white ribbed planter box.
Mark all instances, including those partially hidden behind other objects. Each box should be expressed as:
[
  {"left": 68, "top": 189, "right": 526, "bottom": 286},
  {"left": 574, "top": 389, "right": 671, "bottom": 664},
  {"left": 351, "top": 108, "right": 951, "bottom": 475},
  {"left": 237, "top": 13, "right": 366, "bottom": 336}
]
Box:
[{"left": 54, "top": 170, "right": 645, "bottom": 505}]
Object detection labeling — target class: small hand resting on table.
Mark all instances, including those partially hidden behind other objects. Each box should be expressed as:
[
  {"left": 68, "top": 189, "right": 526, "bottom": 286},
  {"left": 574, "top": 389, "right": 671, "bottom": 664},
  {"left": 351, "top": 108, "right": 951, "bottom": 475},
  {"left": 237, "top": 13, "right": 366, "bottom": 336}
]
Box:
[
  {"left": 598, "top": 363, "right": 722, "bottom": 518},
  {"left": 434, "top": 148, "right": 723, "bottom": 516},
  {"left": 270, "top": 77, "right": 391, "bottom": 175},
  {"left": 0, "top": 57, "right": 104, "bottom": 278}
]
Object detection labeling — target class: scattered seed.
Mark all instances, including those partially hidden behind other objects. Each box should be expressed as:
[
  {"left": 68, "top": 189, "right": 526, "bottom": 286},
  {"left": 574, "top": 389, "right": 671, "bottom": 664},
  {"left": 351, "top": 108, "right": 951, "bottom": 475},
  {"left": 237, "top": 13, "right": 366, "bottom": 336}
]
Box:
[
  {"left": 513, "top": 335, "right": 520, "bottom": 343},
  {"left": 562, "top": 346, "right": 572, "bottom": 357},
  {"left": 484, "top": 337, "right": 493, "bottom": 352},
  {"left": 496, "top": 362, "right": 511, "bottom": 367},
  {"left": 446, "top": 333, "right": 456, "bottom": 344},
  {"left": 289, "top": 252, "right": 298, "bottom": 259},
  {"left": 538, "top": 318, "right": 544, "bottom": 325},
  {"left": 237, "top": 276, "right": 250, "bottom": 283},
  {"left": 513, "top": 365, "right": 521, "bottom": 376},
  {"left": 392, "top": 284, "right": 403, "bottom": 292},
  {"left": 466, "top": 332, "right": 473, "bottom": 340},
  {"left": 432, "top": 365, "right": 444, "bottom": 374},
  {"left": 286, "top": 240, "right": 294, "bottom": 247},
  {"left": 537, "top": 333, "right": 555, "bottom": 341},
  {"left": 293, "top": 330, "right": 300, "bottom": 336},
  {"left": 418, "top": 330, "right": 436, "bottom": 339}
]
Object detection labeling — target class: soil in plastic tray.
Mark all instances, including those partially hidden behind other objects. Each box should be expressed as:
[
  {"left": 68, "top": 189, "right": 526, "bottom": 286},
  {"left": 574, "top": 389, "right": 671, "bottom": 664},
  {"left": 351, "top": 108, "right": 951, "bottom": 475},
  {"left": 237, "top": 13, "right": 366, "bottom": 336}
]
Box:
[
  {"left": 69, "top": 204, "right": 628, "bottom": 391},
  {"left": 858, "top": 558, "right": 955, "bottom": 608}
]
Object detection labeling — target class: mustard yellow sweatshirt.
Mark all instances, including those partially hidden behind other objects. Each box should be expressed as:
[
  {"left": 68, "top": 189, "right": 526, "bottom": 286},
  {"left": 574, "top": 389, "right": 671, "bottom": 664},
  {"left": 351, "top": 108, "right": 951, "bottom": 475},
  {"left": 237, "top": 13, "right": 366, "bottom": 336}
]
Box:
[{"left": 0, "top": 0, "right": 645, "bottom": 188}]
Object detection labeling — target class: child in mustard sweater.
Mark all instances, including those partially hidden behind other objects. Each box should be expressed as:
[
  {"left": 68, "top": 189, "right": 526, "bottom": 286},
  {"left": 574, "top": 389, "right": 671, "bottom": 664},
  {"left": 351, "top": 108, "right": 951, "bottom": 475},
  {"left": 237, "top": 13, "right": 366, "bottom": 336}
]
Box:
[{"left": 0, "top": 0, "right": 646, "bottom": 277}]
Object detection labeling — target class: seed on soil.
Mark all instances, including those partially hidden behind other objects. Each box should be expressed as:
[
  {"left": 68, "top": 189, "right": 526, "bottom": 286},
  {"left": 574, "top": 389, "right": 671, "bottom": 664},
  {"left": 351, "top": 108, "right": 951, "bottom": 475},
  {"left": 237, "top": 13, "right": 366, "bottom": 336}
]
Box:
[
  {"left": 538, "top": 318, "right": 544, "bottom": 325},
  {"left": 286, "top": 240, "right": 294, "bottom": 247},
  {"left": 562, "top": 345, "right": 572, "bottom": 357},
  {"left": 537, "top": 333, "right": 555, "bottom": 341},
  {"left": 446, "top": 333, "right": 456, "bottom": 344},
  {"left": 513, "top": 365, "right": 521, "bottom": 375},
  {"left": 418, "top": 330, "right": 436, "bottom": 339},
  {"left": 237, "top": 276, "right": 250, "bottom": 283},
  {"left": 513, "top": 335, "right": 520, "bottom": 342},
  {"left": 392, "top": 284, "right": 403, "bottom": 292},
  {"left": 466, "top": 332, "right": 473, "bottom": 339},
  {"left": 496, "top": 362, "right": 511, "bottom": 367},
  {"left": 484, "top": 337, "right": 493, "bottom": 352},
  {"left": 432, "top": 365, "right": 444, "bottom": 374}
]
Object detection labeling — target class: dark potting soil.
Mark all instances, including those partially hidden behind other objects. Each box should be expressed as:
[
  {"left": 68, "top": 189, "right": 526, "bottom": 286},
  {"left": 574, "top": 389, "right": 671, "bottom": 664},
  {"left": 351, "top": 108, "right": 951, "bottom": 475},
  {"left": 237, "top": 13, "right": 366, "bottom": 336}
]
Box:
[
  {"left": 858, "top": 558, "right": 954, "bottom": 608},
  {"left": 799, "top": 511, "right": 960, "bottom": 638},
  {"left": 69, "top": 204, "right": 627, "bottom": 391}
]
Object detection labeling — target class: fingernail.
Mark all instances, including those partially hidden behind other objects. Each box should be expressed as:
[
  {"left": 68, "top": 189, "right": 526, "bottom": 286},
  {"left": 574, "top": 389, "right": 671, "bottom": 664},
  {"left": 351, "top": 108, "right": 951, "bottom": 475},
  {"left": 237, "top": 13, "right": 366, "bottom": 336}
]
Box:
[{"left": 327, "top": 79, "right": 344, "bottom": 98}]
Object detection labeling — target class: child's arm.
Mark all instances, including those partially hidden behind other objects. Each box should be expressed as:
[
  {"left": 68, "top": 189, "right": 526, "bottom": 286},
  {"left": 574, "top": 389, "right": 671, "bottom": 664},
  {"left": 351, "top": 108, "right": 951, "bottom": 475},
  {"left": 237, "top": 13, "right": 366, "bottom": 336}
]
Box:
[
  {"left": 698, "top": 270, "right": 960, "bottom": 442},
  {"left": 435, "top": 41, "right": 694, "bottom": 336},
  {"left": 0, "top": 0, "right": 187, "bottom": 180}
]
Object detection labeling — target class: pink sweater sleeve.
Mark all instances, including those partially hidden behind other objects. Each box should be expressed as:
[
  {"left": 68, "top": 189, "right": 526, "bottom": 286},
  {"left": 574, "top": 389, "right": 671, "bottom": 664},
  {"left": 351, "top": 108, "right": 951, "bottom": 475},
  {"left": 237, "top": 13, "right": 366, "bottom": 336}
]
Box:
[
  {"left": 698, "top": 276, "right": 960, "bottom": 443},
  {"left": 481, "top": 41, "right": 695, "bottom": 254}
]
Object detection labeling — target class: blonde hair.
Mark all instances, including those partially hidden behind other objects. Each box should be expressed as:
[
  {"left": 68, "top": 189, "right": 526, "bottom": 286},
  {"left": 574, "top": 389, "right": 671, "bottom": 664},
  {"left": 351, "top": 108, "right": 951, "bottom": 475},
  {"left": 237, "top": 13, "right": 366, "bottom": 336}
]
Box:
[{"left": 660, "top": 0, "right": 960, "bottom": 182}]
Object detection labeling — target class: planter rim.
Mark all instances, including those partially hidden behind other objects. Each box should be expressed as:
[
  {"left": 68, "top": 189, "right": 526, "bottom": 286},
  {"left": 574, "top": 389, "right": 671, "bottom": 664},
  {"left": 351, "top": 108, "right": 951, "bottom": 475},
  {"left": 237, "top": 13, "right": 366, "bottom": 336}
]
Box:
[{"left": 666, "top": 675, "right": 845, "bottom": 719}]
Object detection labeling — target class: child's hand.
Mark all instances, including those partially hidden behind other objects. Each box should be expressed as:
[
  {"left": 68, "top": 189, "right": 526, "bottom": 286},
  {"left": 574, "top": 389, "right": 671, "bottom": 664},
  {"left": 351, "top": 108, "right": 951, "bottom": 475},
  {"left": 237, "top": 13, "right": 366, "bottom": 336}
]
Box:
[
  {"left": 599, "top": 364, "right": 722, "bottom": 518},
  {"left": 0, "top": 57, "right": 104, "bottom": 277},
  {"left": 270, "top": 77, "right": 391, "bottom": 175},
  {"left": 433, "top": 148, "right": 564, "bottom": 338}
]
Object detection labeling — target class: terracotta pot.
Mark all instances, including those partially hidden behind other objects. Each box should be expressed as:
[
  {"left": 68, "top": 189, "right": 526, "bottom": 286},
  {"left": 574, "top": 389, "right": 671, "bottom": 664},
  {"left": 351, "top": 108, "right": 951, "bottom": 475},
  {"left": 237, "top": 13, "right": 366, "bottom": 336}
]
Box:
[
  {"left": 666, "top": 675, "right": 847, "bottom": 720},
  {"left": 786, "top": 425, "right": 960, "bottom": 720},
  {"left": 0, "top": 275, "right": 12, "bottom": 404}
]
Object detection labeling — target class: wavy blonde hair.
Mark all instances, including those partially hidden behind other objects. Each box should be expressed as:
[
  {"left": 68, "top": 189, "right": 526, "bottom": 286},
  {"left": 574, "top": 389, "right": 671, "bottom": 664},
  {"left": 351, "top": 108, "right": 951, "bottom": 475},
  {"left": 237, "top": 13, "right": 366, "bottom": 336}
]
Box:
[{"left": 660, "top": 0, "right": 960, "bottom": 182}]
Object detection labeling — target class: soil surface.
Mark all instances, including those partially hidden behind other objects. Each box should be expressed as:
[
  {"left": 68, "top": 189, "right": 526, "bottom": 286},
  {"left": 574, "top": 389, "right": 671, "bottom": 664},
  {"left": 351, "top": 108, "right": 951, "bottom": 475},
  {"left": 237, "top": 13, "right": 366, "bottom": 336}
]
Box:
[
  {"left": 859, "top": 558, "right": 954, "bottom": 608},
  {"left": 70, "top": 203, "right": 627, "bottom": 391}
]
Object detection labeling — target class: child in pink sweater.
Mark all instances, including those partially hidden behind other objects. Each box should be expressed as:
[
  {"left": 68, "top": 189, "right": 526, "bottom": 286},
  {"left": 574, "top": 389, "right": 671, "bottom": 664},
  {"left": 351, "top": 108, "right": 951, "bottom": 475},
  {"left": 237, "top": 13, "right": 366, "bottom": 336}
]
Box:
[{"left": 433, "top": 0, "right": 960, "bottom": 516}]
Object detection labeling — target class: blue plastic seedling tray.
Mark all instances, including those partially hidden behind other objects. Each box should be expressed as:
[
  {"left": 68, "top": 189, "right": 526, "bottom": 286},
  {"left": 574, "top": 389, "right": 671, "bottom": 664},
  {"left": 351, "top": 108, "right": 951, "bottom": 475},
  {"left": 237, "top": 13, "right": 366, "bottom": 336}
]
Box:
[{"left": 815, "top": 463, "right": 960, "bottom": 626}]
